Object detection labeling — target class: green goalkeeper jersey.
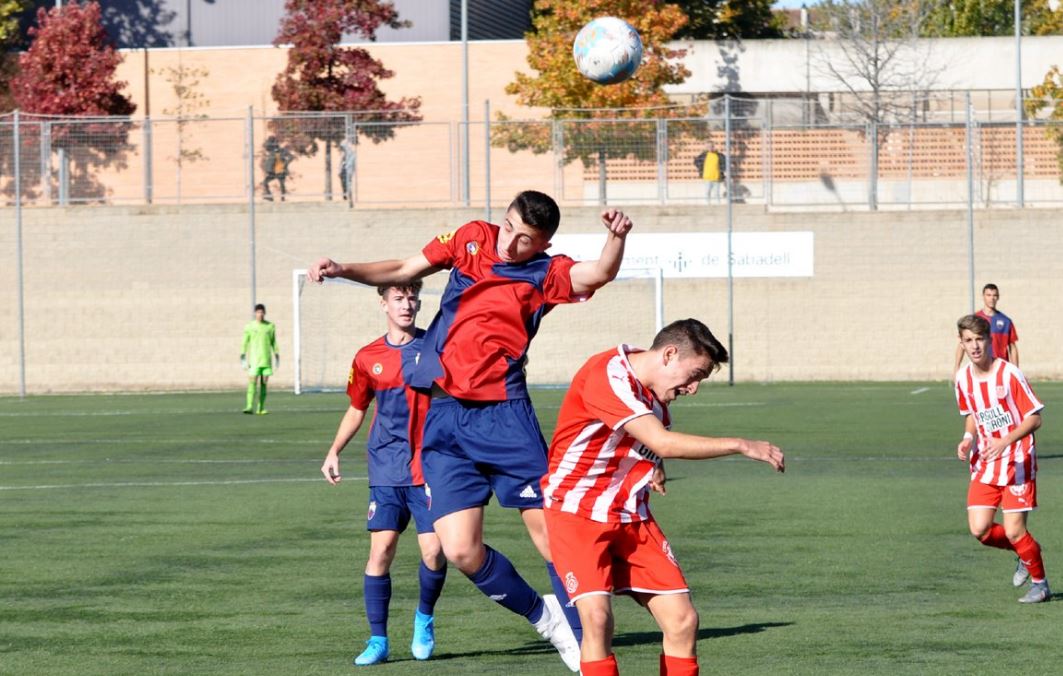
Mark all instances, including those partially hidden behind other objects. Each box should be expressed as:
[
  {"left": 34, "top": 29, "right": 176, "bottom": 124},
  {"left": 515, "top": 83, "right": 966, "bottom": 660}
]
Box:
[{"left": 242, "top": 320, "right": 277, "bottom": 368}]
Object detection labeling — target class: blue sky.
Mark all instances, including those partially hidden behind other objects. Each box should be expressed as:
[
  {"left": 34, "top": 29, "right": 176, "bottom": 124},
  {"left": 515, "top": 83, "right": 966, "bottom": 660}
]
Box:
[{"left": 773, "top": 0, "right": 813, "bottom": 8}]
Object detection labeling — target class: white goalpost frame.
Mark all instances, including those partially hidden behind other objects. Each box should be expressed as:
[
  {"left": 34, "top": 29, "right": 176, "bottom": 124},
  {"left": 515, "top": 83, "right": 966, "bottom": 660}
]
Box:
[{"left": 291, "top": 266, "right": 664, "bottom": 395}]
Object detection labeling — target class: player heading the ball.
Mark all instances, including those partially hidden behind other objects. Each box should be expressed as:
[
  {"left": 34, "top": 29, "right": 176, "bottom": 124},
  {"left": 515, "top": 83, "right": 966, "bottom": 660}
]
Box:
[
  {"left": 309, "top": 190, "right": 633, "bottom": 672},
  {"left": 955, "top": 313, "right": 1050, "bottom": 604},
  {"left": 543, "top": 319, "right": 784, "bottom": 676}
]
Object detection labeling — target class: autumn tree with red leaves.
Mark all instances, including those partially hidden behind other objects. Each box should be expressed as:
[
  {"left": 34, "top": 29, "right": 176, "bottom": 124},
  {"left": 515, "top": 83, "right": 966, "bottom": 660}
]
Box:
[
  {"left": 271, "top": 0, "right": 422, "bottom": 198},
  {"left": 11, "top": 1, "right": 136, "bottom": 202}
]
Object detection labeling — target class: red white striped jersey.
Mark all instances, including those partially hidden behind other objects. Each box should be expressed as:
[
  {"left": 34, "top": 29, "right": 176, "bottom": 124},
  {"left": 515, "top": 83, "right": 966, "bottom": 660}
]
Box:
[
  {"left": 955, "top": 359, "right": 1043, "bottom": 486},
  {"left": 542, "top": 345, "right": 669, "bottom": 523}
]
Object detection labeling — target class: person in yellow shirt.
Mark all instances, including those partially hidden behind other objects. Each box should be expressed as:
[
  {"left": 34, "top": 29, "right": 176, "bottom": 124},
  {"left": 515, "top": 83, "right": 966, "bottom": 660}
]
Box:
[
  {"left": 693, "top": 142, "right": 725, "bottom": 204},
  {"left": 241, "top": 303, "right": 279, "bottom": 414}
]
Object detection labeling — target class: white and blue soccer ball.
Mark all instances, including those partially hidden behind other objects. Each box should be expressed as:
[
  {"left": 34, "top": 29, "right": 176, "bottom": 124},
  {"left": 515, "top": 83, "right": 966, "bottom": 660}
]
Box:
[{"left": 572, "top": 17, "right": 643, "bottom": 85}]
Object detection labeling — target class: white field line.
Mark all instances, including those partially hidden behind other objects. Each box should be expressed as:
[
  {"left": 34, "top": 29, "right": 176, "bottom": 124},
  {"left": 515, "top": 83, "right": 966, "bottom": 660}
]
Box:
[
  {"left": 0, "top": 407, "right": 344, "bottom": 417},
  {"left": 0, "top": 438, "right": 325, "bottom": 445},
  {"left": 0, "top": 476, "right": 367, "bottom": 491},
  {"left": 0, "top": 458, "right": 321, "bottom": 465},
  {"left": 910, "top": 387, "right": 930, "bottom": 395}
]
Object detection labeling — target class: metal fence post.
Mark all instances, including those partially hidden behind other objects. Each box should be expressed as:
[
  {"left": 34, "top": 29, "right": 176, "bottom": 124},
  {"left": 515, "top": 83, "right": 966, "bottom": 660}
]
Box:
[
  {"left": 656, "top": 117, "right": 667, "bottom": 205},
  {"left": 763, "top": 99, "right": 773, "bottom": 208},
  {"left": 246, "top": 106, "right": 257, "bottom": 310},
  {"left": 484, "top": 99, "right": 491, "bottom": 221},
  {"left": 552, "top": 119, "right": 563, "bottom": 198},
  {"left": 725, "top": 95, "right": 735, "bottom": 387},
  {"left": 40, "top": 121, "right": 51, "bottom": 204},
  {"left": 57, "top": 146, "right": 68, "bottom": 206},
  {"left": 14, "top": 110, "right": 26, "bottom": 397},
  {"left": 868, "top": 121, "right": 878, "bottom": 210},
  {"left": 143, "top": 116, "right": 153, "bottom": 204},
  {"left": 965, "top": 91, "right": 976, "bottom": 313}
]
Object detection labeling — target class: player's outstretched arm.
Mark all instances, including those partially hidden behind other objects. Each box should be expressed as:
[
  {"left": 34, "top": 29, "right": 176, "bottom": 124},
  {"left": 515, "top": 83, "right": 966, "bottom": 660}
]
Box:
[
  {"left": 623, "top": 414, "right": 785, "bottom": 472},
  {"left": 308, "top": 254, "right": 440, "bottom": 286},
  {"left": 570, "top": 209, "right": 633, "bottom": 295},
  {"left": 321, "top": 405, "right": 367, "bottom": 485}
]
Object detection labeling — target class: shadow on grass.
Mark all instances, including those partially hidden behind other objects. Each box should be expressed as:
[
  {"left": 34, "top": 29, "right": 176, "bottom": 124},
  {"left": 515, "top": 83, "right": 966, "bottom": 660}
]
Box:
[
  {"left": 1038, "top": 454, "right": 1063, "bottom": 460},
  {"left": 425, "top": 621, "right": 793, "bottom": 662},
  {"left": 614, "top": 621, "right": 794, "bottom": 647}
]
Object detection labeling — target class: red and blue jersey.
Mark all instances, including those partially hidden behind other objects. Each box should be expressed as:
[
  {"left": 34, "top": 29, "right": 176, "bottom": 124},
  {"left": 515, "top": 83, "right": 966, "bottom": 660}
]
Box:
[
  {"left": 412, "top": 220, "right": 589, "bottom": 402},
  {"left": 347, "top": 330, "right": 430, "bottom": 487},
  {"left": 977, "top": 309, "right": 1018, "bottom": 362}
]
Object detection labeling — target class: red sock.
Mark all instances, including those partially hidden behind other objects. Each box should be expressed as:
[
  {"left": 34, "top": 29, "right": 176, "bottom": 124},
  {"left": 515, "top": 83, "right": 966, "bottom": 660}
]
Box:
[
  {"left": 978, "top": 523, "right": 1013, "bottom": 550},
  {"left": 660, "top": 654, "right": 699, "bottom": 676},
  {"left": 581, "top": 654, "right": 619, "bottom": 676},
  {"left": 1012, "top": 532, "right": 1047, "bottom": 581}
]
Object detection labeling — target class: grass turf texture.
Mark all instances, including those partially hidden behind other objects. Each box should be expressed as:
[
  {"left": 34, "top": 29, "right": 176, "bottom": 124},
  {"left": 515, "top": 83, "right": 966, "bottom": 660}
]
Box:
[{"left": 1, "top": 383, "right": 1060, "bottom": 674}]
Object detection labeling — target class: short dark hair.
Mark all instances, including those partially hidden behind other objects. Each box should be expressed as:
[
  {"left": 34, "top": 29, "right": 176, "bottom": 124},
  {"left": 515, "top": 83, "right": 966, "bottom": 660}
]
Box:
[
  {"left": 982, "top": 283, "right": 999, "bottom": 293},
  {"left": 377, "top": 280, "right": 423, "bottom": 297},
  {"left": 650, "top": 319, "right": 729, "bottom": 372},
  {"left": 254, "top": 303, "right": 266, "bottom": 312},
  {"left": 958, "top": 314, "right": 990, "bottom": 338},
  {"left": 508, "top": 190, "right": 561, "bottom": 238}
]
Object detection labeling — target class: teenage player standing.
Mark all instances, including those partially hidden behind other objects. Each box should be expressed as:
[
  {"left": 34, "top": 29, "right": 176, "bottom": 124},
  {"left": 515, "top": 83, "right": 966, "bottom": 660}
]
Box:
[
  {"left": 542, "top": 319, "right": 784, "bottom": 676},
  {"left": 320, "top": 282, "right": 448, "bottom": 665},
  {"left": 240, "top": 303, "right": 279, "bottom": 414},
  {"left": 954, "top": 283, "right": 1019, "bottom": 371},
  {"left": 309, "top": 191, "right": 631, "bottom": 671},
  {"left": 955, "top": 313, "right": 1050, "bottom": 603}
]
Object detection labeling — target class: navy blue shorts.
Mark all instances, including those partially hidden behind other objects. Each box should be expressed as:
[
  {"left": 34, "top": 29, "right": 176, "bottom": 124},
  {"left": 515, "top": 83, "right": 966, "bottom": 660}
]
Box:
[
  {"left": 421, "top": 397, "right": 549, "bottom": 520},
  {"left": 367, "top": 485, "right": 435, "bottom": 534}
]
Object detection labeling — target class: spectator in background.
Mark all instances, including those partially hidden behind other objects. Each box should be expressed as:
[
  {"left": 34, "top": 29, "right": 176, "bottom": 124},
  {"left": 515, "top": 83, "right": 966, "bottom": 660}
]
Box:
[
  {"left": 693, "top": 141, "right": 725, "bottom": 204},
  {"left": 954, "top": 283, "right": 1020, "bottom": 371},
  {"left": 262, "top": 136, "right": 293, "bottom": 202},
  {"left": 340, "top": 137, "right": 357, "bottom": 203}
]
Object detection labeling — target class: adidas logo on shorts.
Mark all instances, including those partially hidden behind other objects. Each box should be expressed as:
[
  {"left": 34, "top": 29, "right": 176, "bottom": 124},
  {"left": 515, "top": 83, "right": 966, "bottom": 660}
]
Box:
[{"left": 519, "top": 485, "right": 538, "bottom": 499}]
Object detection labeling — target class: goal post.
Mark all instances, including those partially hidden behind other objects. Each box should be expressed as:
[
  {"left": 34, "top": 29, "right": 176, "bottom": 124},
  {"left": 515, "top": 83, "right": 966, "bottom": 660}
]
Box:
[{"left": 292, "top": 266, "right": 663, "bottom": 394}]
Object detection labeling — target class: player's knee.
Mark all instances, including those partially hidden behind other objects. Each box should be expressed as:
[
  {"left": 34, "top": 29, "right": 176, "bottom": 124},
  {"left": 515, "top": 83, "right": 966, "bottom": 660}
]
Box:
[
  {"left": 421, "top": 543, "right": 446, "bottom": 569},
  {"left": 1005, "top": 523, "right": 1028, "bottom": 542},
  {"left": 969, "top": 524, "right": 989, "bottom": 539},
  {"left": 441, "top": 541, "right": 484, "bottom": 574},
  {"left": 579, "top": 603, "right": 613, "bottom": 635},
  {"left": 661, "top": 605, "right": 699, "bottom": 644}
]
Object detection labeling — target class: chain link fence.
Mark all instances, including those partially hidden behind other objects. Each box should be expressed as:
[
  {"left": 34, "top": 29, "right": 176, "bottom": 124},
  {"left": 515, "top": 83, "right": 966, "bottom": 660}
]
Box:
[{"left": 3, "top": 95, "right": 1063, "bottom": 210}]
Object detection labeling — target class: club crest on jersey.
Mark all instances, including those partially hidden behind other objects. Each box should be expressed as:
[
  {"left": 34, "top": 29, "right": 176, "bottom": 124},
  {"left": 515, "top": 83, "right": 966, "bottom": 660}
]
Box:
[
  {"left": 995, "top": 386, "right": 1007, "bottom": 399},
  {"left": 372, "top": 363, "right": 384, "bottom": 375},
  {"left": 997, "top": 319, "right": 1005, "bottom": 328},
  {"left": 565, "top": 572, "right": 579, "bottom": 594},
  {"left": 1009, "top": 483, "right": 1028, "bottom": 497},
  {"left": 367, "top": 501, "right": 377, "bottom": 521},
  {"left": 466, "top": 241, "right": 479, "bottom": 255}
]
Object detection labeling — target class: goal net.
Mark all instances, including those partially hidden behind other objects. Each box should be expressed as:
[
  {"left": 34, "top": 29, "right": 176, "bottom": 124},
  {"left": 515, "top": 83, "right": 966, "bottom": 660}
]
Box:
[{"left": 292, "top": 267, "right": 662, "bottom": 394}]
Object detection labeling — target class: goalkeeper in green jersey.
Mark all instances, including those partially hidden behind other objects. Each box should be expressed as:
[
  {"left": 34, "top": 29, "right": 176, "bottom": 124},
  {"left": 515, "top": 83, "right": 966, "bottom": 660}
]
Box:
[{"left": 241, "top": 303, "right": 279, "bottom": 414}]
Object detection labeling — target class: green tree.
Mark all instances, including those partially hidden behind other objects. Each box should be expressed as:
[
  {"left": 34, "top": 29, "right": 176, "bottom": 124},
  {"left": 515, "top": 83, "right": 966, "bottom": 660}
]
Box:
[
  {"left": 1025, "top": 65, "right": 1063, "bottom": 182},
  {"left": 0, "top": 0, "right": 31, "bottom": 111},
  {"left": 672, "top": 0, "right": 785, "bottom": 39},
  {"left": 496, "top": 0, "right": 690, "bottom": 192},
  {"left": 923, "top": 0, "right": 1063, "bottom": 36}
]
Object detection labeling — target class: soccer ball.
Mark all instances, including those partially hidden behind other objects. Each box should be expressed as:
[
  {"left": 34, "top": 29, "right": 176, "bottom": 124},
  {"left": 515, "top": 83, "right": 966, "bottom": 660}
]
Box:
[{"left": 572, "top": 17, "right": 643, "bottom": 85}]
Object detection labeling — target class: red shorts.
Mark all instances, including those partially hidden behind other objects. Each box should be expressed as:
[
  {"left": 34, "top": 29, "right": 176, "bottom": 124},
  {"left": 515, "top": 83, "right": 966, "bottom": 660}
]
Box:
[
  {"left": 967, "top": 480, "right": 1038, "bottom": 513},
  {"left": 544, "top": 508, "right": 689, "bottom": 603}
]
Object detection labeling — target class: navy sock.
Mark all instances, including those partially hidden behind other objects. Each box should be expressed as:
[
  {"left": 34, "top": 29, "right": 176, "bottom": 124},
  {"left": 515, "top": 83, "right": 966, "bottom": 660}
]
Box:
[
  {"left": 364, "top": 573, "right": 391, "bottom": 637},
  {"left": 546, "top": 561, "right": 583, "bottom": 643},
  {"left": 418, "top": 561, "right": 447, "bottom": 616},
  {"left": 467, "top": 545, "right": 545, "bottom": 623}
]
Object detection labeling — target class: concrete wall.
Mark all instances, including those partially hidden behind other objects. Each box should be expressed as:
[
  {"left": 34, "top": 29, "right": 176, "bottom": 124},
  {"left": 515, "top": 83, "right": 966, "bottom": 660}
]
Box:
[{"left": 2, "top": 204, "right": 1060, "bottom": 394}]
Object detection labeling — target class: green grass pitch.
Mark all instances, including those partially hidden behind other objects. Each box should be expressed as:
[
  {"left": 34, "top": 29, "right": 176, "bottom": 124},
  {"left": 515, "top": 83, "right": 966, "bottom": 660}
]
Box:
[{"left": 2, "top": 382, "right": 1061, "bottom": 674}]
